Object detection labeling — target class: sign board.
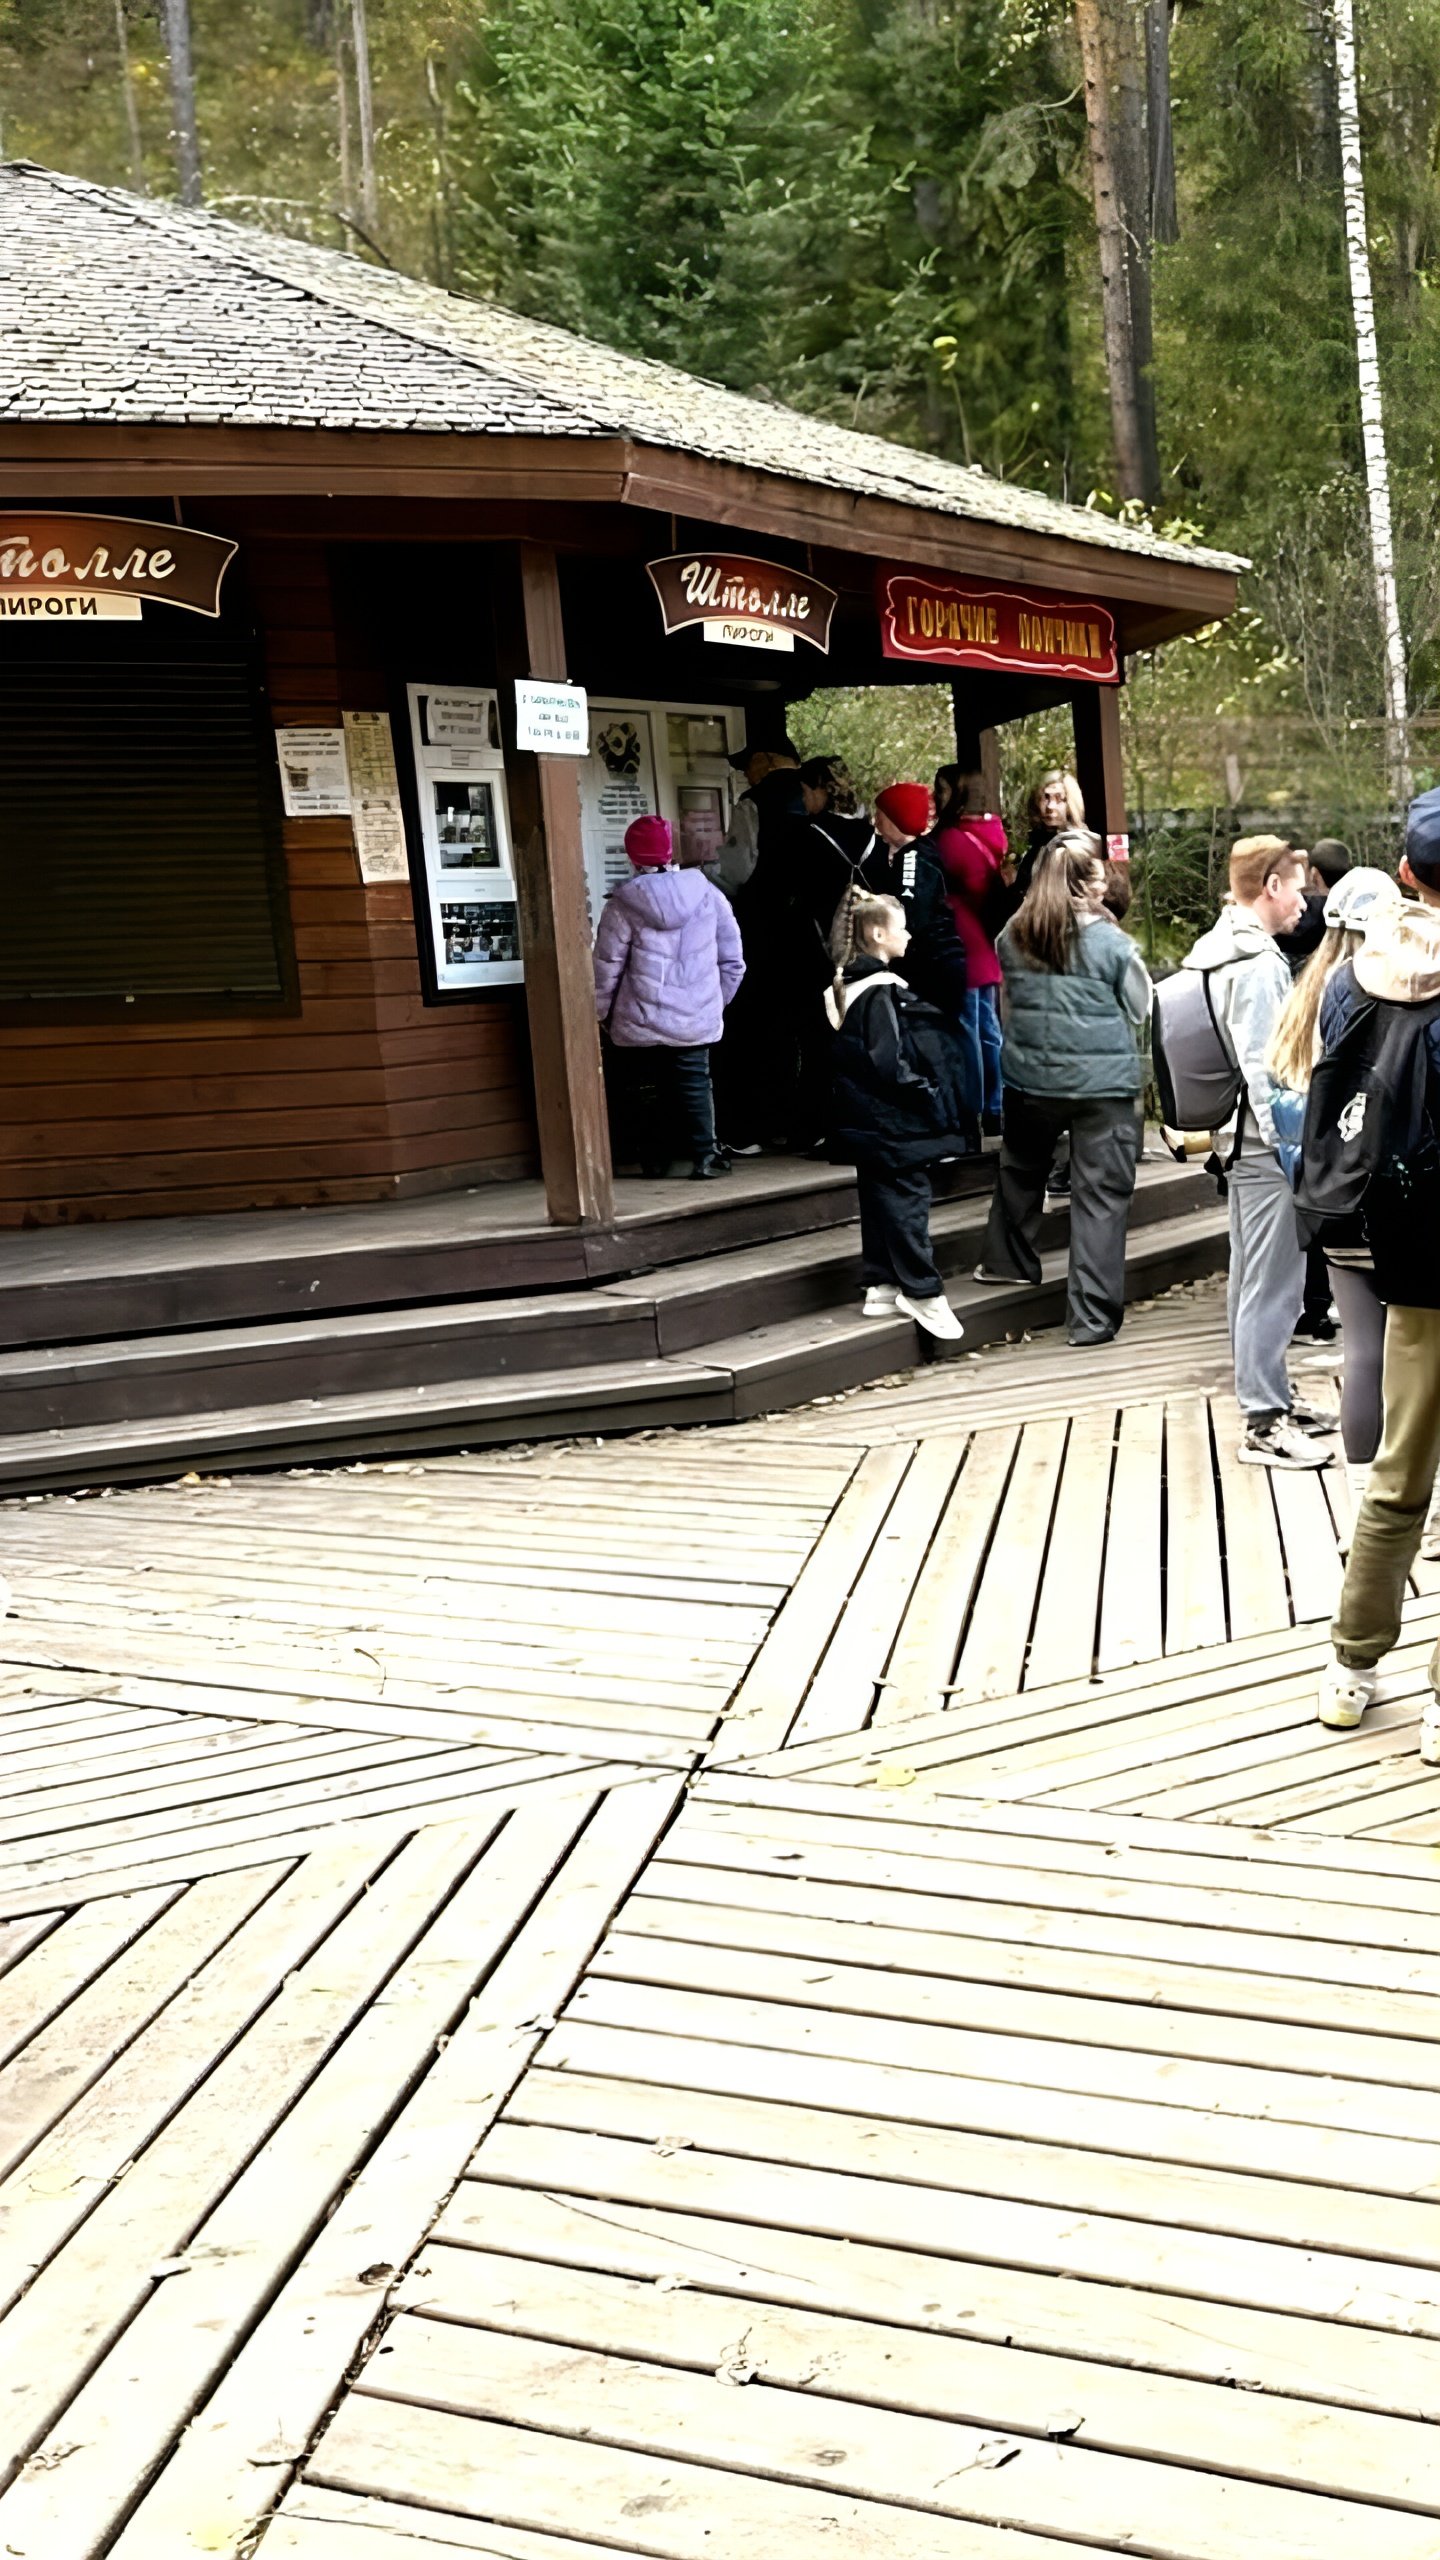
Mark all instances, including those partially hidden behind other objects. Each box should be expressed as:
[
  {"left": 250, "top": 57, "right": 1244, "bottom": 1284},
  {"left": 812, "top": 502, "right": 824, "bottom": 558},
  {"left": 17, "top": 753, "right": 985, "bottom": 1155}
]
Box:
[
  {"left": 647, "top": 552, "right": 837, "bottom": 654},
  {"left": 343, "top": 710, "right": 409, "bottom": 882},
  {"left": 515, "top": 678, "right": 589, "bottom": 754},
  {"left": 276, "top": 727, "right": 352, "bottom": 818},
  {"left": 406, "top": 683, "right": 522, "bottom": 992},
  {"left": 0, "top": 514, "right": 236, "bottom": 619},
  {"left": 877, "top": 567, "right": 1119, "bottom": 683}
]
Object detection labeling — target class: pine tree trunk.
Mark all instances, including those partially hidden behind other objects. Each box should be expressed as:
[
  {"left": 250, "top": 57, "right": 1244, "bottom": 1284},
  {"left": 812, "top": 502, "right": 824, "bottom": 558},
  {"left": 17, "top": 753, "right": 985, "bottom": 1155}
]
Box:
[
  {"left": 160, "top": 0, "right": 202, "bottom": 206},
  {"left": 1332, "top": 0, "right": 1410, "bottom": 804},
  {"left": 113, "top": 0, "right": 146, "bottom": 191},
  {"left": 1075, "top": 0, "right": 1159, "bottom": 504},
  {"left": 350, "top": 0, "right": 379, "bottom": 234}
]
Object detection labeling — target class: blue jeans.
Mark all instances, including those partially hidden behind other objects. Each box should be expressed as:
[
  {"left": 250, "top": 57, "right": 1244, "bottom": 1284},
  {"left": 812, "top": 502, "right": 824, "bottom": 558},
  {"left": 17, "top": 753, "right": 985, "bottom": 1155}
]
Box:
[{"left": 962, "top": 984, "right": 1004, "bottom": 1119}]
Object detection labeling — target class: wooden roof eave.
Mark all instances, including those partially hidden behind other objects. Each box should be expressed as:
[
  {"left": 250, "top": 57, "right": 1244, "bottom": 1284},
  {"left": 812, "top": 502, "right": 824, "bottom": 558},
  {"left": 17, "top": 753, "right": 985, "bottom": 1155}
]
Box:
[{"left": 0, "top": 420, "right": 1239, "bottom": 646}]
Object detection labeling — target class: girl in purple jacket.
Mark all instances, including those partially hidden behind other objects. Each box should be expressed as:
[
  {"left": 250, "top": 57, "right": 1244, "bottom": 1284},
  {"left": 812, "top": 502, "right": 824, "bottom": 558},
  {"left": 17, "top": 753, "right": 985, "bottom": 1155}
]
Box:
[{"left": 594, "top": 815, "right": 746, "bottom": 1179}]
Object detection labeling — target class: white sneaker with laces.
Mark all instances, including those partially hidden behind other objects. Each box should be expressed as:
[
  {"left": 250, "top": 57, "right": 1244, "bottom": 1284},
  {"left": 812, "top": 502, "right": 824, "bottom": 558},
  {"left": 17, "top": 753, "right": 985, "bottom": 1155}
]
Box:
[
  {"left": 1421, "top": 1707, "right": 1440, "bottom": 1767},
  {"left": 897, "top": 1290, "right": 965, "bottom": 1342},
  {"left": 1317, "top": 1659, "right": 1377, "bottom": 1730},
  {"left": 1422, "top": 1476, "right": 1440, "bottom": 1563},
  {"left": 1238, "top": 1417, "right": 1332, "bottom": 1470},
  {"left": 862, "top": 1284, "right": 900, "bottom": 1318}
]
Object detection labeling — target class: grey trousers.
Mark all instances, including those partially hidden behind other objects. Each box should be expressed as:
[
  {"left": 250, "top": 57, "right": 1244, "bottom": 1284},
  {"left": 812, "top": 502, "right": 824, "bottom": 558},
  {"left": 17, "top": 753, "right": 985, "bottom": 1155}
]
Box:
[
  {"left": 1227, "top": 1150, "right": 1305, "bottom": 1420},
  {"left": 983, "top": 1088, "right": 1139, "bottom": 1343}
]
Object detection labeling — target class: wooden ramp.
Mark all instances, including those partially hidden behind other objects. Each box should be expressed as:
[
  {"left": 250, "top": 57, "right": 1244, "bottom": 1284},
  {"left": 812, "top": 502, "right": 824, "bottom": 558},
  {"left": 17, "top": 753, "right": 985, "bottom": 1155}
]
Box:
[{"left": 0, "top": 1271, "right": 1435, "bottom": 2554}]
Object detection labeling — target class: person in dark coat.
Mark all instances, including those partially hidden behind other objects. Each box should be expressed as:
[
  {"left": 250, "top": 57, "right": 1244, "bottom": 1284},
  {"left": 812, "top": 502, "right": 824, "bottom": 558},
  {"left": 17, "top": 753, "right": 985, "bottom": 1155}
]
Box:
[
  {"left": 866, "top": 783, "right": 972, "bottom": 1029},
  {"left": 1275, "top": 837, "right": 1353, "bottom": 976},
  {"left": 712, "top": 752, "right": 810, "bottom": 1150},
  {"left": 827, "top": 891, "right": 969, "bottom": 1341}
]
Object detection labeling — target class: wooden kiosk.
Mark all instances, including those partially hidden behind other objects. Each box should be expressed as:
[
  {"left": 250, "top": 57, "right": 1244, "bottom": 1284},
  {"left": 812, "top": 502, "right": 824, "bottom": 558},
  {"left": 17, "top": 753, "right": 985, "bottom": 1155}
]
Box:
[{"left": 0, "top": 162, "right": 1240, "bottom": 1252}]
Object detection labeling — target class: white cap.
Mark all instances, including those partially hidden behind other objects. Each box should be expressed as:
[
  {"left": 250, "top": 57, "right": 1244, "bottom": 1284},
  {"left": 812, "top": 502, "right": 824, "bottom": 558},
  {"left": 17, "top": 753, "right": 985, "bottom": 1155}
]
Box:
[{"left": 1322, "top": 867, "right": 1403, "bottom": 934}]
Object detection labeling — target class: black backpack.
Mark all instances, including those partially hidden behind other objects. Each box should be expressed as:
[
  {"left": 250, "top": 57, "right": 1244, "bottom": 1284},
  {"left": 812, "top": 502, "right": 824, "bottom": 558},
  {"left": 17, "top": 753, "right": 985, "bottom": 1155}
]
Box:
[{"left": 1295, "top": 991, "right": 1440, "bottom": 1251}]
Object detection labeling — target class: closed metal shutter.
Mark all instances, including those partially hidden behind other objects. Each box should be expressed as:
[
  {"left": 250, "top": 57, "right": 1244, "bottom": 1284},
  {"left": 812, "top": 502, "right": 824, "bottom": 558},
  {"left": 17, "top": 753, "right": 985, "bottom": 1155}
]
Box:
[{"left": 0, "top": 659, "right": 296, "bottom": 1018}]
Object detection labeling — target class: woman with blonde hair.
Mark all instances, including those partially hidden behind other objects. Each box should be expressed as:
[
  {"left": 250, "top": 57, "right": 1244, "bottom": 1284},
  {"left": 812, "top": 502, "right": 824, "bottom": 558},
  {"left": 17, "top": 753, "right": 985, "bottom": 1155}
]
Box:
[
  {"left": 1013, "top": 767, "right": 1087, "bottom": 906},
  {"left": 976, "top": 830, "right": 1152, "bottom": 1344},
  {"left": 1267, "top": 866, "right": 1402, "bottom": 1494}
]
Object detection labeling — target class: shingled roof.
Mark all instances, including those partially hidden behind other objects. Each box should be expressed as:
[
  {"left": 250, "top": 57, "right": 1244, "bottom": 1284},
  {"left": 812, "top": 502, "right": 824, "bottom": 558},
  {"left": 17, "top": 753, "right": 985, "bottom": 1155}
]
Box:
[{"left": 0, "top": 161, "right": 1244, "bottom": 577}]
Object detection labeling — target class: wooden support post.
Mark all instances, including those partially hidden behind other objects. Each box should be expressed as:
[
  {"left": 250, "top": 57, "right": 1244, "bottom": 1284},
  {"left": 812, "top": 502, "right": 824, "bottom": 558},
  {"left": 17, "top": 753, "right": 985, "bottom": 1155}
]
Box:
[
  {"left": 506, "top": 543, "right": 613, "bottom": 1227},
  {"left": 979, "top": 726, "right": 1002, "bottom": 814},
  {"left": 1071, "top": 682, "right": 1128, "bottom": 849},
  {"left": 949, "top": 688, "right": 1002, "bottom": 814}
]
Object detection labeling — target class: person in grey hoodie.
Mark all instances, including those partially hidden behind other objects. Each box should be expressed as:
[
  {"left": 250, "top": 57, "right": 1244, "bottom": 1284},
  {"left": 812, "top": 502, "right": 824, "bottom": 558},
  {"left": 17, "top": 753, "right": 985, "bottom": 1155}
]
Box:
[{"left": 1182, "top": 835, "right": 1335, "bottom": 1469}]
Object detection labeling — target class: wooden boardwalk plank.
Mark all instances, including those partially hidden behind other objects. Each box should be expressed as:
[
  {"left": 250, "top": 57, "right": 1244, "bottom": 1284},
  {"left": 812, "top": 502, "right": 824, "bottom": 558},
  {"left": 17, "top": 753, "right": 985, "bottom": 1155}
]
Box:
[
  {"left": 1164, "top": 1396, "right": 1227, "bottom": 1654},
  {"left": 1021, "top": 1415, "right": 1112, "bottom": 1690},
  {"left": 788, "top": 1441, "right": 966, "bottom": 1744},
  {"left": 949, "top": 1420, "right": 1066, "bottom": 1705},
  {"left": 875, "top": 1428, "right": 1019, "bottom": 1724},
  {"left": 715, "top": 1446, "right": 905, "bottom": 1758},
  {"left": 1096, "top": 1402, "right": 1163, "bottom": 1671}
]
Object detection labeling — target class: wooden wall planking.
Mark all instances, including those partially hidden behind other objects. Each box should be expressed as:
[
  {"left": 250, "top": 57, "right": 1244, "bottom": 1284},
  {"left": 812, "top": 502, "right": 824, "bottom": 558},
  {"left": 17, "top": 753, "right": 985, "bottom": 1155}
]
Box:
[{"left": 0, "top": 529, "right": 539, "bottom": 1229}]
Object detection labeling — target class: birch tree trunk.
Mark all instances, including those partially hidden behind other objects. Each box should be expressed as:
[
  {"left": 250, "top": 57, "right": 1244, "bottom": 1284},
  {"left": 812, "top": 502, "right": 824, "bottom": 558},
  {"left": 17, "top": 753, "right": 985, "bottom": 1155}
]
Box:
[
  {"left": 350, "top": 0, "right": 379, "bottom": 234},
  {"left": 1145, "top": 0, "right": 1178, "bottom": 244},
  {"left": 114, "top": 0, "right": 146, "bottom": 192},
  {"left": 334, "top": 5, "right": 355, "bottom": 234},
  {"left": 1332, "top": 0, "right": 1410, "bottom": 804},
  {"left": 1075, "top": 0, "right": 1160, "bottom": 504},
  {"left": 160, "top": 0, "right": 202, "bottom": 206}
]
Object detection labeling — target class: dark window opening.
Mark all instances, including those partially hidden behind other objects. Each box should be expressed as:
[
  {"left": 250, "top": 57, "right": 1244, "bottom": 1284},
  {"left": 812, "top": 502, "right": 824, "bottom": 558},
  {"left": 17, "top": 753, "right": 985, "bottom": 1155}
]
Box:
[{"left": 0, "top": 658, "right": 297, "bottom": 1021}]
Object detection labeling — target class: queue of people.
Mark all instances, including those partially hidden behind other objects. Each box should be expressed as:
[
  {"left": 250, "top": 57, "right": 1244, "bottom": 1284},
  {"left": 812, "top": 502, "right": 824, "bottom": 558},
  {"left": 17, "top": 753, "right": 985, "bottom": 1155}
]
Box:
[{"left": 591, "top": 752, "right": 1152, "bottom": 1347}]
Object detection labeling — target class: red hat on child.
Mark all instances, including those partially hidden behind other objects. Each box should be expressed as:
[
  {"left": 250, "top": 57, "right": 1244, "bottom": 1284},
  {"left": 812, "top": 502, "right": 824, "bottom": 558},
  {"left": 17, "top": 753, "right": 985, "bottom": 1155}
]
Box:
[
  {"left": 624, "top": 815, "right": 673, "bottom": 868},
  {"left": 875, "top": 783, "right": 931, "bottom": 840}
]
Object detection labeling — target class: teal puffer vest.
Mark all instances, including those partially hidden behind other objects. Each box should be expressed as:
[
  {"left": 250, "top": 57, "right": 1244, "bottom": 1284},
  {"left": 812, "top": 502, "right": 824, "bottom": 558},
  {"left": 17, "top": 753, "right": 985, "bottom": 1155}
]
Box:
[{"left": 997, "top": 914, "right": 1144, "bottom": 1099}]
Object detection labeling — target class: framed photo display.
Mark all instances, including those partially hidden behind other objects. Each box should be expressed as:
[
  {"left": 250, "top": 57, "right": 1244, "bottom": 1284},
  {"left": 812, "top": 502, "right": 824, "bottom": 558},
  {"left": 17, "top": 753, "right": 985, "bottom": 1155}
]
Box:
[{"left": 405, "top": 682, "right": 522, "bottom": 991}]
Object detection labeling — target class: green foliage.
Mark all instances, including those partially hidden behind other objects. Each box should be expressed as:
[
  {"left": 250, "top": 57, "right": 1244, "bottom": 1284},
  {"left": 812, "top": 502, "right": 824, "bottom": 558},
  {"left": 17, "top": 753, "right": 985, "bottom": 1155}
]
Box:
[
  {"left": 451, "top": 0, "right": 1103, "bottom": 489},
  {"left": 8, "top": 0, "right": 1440, "bottom": 880}
]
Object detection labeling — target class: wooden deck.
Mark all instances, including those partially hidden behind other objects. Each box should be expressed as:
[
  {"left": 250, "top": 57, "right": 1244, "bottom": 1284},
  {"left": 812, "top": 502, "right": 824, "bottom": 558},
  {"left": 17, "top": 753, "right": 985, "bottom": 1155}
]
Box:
[{"left": 0, "top": 1270, "right": 1438, "bottom": 2556}]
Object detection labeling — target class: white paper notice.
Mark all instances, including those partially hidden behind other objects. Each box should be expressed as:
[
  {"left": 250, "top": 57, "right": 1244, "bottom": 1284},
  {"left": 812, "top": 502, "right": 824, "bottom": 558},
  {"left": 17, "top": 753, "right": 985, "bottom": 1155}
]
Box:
[
  {"left": 276, "top": 727, "right": 351, "bottom": 817},
  {"left": 342, "top": 710, "right": 410, "bottom": 882},
  {"left": 515, "top": 679, "right": 590, "bottom": 755}
]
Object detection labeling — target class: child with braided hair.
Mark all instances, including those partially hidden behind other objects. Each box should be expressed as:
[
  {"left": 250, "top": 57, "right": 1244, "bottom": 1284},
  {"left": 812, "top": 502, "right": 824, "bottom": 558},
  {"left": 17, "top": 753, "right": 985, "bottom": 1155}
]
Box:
[{"left": 826, "top": 891, "right": 969, "bottom": 1340}]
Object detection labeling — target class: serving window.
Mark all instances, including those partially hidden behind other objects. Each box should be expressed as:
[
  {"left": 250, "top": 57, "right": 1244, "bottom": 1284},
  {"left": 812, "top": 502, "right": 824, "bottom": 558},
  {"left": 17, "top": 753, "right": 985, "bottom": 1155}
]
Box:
[{"left": 0, "top": 654, "right": 295, "bottom": 1023}]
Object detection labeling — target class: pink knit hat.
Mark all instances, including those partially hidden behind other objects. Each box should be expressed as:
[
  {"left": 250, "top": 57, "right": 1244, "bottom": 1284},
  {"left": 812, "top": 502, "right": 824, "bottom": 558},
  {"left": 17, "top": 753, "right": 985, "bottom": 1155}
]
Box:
[{"left": 625, "top": 814, "right": 673, "bottom": 868}]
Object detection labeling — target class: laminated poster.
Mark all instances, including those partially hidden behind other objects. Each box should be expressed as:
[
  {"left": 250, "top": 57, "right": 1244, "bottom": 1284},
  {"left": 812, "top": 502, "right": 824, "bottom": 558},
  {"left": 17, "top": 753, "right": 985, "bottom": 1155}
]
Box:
[{"left": 343, "top": 711, "right": 410, "bottom": 883}]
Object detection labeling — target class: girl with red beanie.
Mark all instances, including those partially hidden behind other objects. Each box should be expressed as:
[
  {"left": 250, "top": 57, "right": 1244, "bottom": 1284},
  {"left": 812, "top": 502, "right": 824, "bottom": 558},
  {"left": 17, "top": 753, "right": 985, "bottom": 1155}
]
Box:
[
  {"left": 593, "top": 813, "right": 744, "bottom": 1178},
  {"left": 931, "top": 766, "right": 1008, "bottom": 1131}
]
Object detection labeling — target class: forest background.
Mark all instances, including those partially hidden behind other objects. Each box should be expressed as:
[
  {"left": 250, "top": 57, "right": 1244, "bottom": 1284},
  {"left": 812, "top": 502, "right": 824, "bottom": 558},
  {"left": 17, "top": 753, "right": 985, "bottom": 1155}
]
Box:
[{"left": 4, "top": 0, "right": 1439, "bottom": 949}]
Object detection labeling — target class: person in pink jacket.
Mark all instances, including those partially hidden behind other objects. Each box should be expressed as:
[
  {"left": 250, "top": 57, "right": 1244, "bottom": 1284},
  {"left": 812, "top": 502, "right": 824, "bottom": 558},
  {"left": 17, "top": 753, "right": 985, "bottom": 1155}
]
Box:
[
  {"left": 593, "top": 814, "right": 745, "bottom": 1179},
  {"left": 931, "top": 765, "right": 1008, "bottom": 1130}
]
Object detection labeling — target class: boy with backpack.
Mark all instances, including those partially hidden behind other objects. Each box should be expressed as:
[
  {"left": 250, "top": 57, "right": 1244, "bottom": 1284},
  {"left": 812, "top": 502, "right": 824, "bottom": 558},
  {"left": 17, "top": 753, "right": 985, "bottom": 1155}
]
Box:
[
  {"left": 1313, "top": 788, "right": 1440, "bottom": 1753},
  {"left": 1164, "top": 837, "right": 1334, "bottom": 1468}
]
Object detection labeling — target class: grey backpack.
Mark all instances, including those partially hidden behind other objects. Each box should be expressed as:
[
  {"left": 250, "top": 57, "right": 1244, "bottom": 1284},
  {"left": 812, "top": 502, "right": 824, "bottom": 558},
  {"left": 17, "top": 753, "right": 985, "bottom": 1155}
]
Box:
[{"left": 1150, "top": 962, "right": 1246, "bottom": 1134}]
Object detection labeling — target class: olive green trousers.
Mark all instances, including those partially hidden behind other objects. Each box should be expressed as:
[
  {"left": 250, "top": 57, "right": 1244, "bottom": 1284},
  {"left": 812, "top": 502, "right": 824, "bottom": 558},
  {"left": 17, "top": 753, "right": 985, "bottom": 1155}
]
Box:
[{"left": 1333, "top": 1302, "right": 1440, "bottom": 1674}]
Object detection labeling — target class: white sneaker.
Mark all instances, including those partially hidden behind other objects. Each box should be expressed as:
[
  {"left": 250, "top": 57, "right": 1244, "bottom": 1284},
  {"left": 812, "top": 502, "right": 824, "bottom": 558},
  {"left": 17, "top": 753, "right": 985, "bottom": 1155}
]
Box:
[
  {"left": 862, "top": 1284, "right": 900, "bottom": 1318},
  {"left": 1239, "top": 1417, "right": 1333, "bottom": 1470},
  {"left": 1317, "top": 1659, "right": 1377, "bottom": 1730},
  {"left": 1421, "top": 1707, "right": 1440, "bottom": 1767},
  {"left": 897, "top": 1290, "right": 965, "bottom": 1342},
  {"left": 1422, "top": 1479, "right": 1440, "bottom": 1563}
]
